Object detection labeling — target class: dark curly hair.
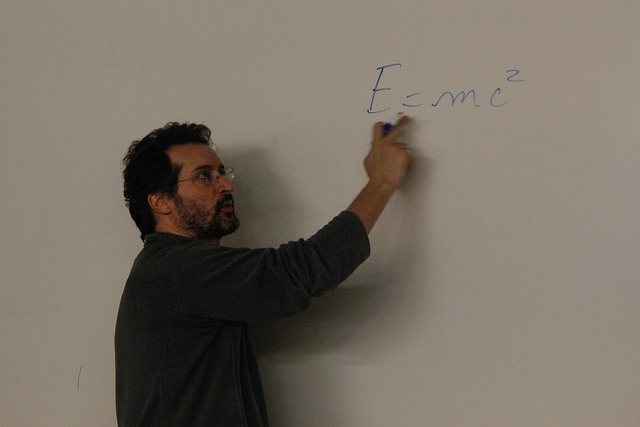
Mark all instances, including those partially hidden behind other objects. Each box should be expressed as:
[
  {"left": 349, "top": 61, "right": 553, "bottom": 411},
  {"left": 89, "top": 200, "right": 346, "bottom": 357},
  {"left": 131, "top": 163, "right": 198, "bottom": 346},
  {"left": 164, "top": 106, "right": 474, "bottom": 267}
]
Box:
[{"left": 123, "top": 122, "right": 212, "bottom": 240}]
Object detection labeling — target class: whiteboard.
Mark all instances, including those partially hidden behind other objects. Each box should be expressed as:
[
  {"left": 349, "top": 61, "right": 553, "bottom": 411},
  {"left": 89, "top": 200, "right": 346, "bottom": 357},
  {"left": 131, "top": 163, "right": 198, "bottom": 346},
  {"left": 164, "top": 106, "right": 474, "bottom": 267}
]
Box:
[{"left": 1, "top": 1, "right": 639, "bottom": 425}]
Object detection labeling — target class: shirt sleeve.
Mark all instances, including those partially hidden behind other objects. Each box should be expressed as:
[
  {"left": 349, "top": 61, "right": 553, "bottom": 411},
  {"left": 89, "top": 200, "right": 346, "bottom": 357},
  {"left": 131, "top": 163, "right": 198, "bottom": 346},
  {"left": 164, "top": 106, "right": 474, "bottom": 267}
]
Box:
[{"left": 173, "top": 210, "right": 370, "bottom": 321}]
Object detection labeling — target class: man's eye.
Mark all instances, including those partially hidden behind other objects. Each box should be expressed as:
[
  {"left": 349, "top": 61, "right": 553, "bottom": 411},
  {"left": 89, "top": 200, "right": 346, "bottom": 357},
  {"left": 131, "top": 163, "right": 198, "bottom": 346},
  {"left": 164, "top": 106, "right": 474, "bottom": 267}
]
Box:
[{"left": 197, "top": 172, "right": 208, "bottom": 180}]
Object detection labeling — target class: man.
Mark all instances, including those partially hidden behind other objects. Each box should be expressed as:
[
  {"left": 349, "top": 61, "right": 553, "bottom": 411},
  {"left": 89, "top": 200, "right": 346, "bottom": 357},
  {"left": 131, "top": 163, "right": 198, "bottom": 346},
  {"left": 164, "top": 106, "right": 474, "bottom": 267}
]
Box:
[{"left": 115, "top": 117, "right": 412, "bottom": 426}]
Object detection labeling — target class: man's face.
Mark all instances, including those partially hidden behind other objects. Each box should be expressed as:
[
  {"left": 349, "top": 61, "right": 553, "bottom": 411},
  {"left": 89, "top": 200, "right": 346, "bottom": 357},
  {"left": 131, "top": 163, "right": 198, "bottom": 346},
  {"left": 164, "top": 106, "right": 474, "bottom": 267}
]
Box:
[{"left": 167, "top": 143, "right": 239, "bottom": 243}]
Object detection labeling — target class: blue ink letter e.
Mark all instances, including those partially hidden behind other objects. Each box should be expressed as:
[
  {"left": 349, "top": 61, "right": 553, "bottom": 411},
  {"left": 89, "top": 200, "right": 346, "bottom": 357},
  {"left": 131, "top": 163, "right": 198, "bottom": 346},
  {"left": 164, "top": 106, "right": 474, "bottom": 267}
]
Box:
[{"left": 367, "top": 63, "right": 401, "bottom": 114}]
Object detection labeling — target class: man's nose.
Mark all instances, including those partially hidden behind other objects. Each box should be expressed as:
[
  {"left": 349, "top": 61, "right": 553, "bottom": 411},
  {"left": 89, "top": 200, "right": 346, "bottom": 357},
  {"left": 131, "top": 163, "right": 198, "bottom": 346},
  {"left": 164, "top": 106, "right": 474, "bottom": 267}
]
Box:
[{"left": 218, "top": 175, "right": 234, "bottom": 193}]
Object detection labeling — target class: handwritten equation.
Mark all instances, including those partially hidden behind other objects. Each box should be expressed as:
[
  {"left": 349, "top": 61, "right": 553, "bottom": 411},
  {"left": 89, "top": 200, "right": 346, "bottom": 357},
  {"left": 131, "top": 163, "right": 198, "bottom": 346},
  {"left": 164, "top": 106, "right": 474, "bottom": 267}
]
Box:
[{"left": 367, "top": 63, "right": 525, "bottom": 114}]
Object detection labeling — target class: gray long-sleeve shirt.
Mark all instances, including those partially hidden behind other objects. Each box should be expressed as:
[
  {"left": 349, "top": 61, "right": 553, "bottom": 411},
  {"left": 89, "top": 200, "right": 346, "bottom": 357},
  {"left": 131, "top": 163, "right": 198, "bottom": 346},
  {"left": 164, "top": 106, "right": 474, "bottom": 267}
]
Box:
[{"left": 115, "top": 211, "right": 370, "bottom": 426}]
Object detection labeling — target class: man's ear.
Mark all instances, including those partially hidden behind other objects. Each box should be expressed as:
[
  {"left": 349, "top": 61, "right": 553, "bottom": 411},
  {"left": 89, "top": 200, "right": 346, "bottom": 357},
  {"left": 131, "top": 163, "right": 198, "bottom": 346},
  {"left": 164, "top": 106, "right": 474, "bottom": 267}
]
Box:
[{"left": 147, "top": 192, "right": 173, "bottom": 215}]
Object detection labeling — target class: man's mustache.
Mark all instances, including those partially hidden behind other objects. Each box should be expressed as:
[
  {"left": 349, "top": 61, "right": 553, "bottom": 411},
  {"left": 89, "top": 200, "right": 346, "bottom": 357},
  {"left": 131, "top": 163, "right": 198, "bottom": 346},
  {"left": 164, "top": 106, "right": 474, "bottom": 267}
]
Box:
[{"left": 215, "top": 194, "right": 234, "bottom": 213}]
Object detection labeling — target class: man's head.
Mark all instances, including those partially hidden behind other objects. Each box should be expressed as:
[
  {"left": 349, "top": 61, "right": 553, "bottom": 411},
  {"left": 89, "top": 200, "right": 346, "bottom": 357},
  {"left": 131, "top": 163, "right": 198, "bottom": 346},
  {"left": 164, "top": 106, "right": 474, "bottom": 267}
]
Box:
[{"left": 123, "top": 122, "right": 239, "bottom": 243}]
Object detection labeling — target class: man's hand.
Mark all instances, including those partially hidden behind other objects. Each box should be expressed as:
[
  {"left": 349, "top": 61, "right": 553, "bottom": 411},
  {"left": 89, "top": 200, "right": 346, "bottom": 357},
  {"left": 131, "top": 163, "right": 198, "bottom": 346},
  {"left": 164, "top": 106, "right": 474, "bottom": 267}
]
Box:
[
  {"left": 347, "top": 116, "right": 413, "bottom": 234},
  {"left": 365, "top": 115, "right": 412, "bottom": 190}
]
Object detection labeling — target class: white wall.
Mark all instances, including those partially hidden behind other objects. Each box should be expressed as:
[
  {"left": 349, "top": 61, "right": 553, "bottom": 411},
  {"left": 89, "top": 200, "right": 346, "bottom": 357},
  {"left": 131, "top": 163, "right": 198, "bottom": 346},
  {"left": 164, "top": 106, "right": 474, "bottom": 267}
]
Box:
[{"left": 2, "top": 1, "right": 639, "bottom": 425}]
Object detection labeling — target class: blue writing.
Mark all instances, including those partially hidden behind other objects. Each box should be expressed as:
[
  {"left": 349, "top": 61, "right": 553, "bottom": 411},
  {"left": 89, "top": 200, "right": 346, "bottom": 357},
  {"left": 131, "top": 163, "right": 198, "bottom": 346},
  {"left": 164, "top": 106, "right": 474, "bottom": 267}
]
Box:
[
  {"left": 490, "top": 88, "right": 507, "bottom": 107},
  {"left": 506, "top": 69, "right": 525, "bottom": 82},
  {"left": 431, "top": 90, "right": 480, "bottom": 107},
  {"left": 403, "top": 92, "right": 424, "bottom": 108},
  {"left": 367, "top": 63, "right": 402, "bottom": 114},
  {"left": 366, "top": 65, "right": 525, "bottom": 113}
]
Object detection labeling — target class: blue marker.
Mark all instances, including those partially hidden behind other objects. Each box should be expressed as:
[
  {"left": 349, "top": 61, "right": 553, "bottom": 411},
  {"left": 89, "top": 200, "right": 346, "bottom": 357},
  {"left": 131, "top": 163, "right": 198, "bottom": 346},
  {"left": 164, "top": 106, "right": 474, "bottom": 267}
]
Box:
[{"left": 383, "top": 112, "right": 404, "bottom": 136}]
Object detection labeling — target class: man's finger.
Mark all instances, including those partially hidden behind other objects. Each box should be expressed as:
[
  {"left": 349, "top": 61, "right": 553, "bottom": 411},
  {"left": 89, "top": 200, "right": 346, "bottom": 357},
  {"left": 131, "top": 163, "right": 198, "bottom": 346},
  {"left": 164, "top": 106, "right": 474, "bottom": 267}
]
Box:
[
  {"left": 386, "top": 115, "right": 411, "bottom": 140},
  {"left": 372, "top": 121, "right": 385, "bottom": 142}
]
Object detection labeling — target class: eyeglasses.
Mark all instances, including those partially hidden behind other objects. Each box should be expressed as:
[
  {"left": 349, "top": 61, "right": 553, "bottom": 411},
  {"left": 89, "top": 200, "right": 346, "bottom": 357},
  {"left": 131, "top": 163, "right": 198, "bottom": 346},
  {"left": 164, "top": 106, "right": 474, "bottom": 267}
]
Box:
[{"left": 178, "top": 167, "right": 235, "bottom": 185}]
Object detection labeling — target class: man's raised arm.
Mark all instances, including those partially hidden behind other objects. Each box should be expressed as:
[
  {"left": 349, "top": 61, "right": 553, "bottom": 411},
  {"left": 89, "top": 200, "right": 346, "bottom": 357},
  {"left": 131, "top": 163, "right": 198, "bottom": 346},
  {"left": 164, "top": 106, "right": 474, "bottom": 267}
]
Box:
[{"left": 347, "top": 116, "right": 413, "bottom": 234}]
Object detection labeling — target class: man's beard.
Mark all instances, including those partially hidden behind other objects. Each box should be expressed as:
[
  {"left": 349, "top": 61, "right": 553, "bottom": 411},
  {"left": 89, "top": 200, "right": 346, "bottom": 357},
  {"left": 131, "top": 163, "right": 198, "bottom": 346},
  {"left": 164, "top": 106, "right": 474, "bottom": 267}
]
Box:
[{"left": 175, "top": 194, "right": 240, "bottom": 242}]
